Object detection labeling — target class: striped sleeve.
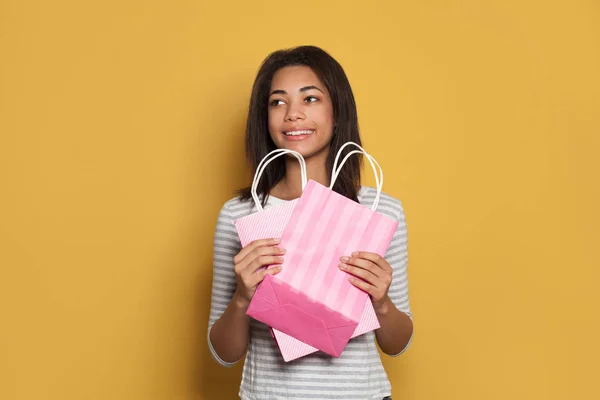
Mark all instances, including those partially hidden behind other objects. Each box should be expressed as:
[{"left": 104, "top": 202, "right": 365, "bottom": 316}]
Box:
[
  {"left": 207, "top": 200, "right": 243, "bottom": 367},
  {"left": 385, "top": 198, "right": 414, "bottom": 356}
]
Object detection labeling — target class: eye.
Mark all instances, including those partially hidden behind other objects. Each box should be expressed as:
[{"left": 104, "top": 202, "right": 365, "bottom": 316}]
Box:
[
  {"left": 305, "top": 95, "right": 319, "bottom": 103},
  {"left": 270, "top": 99, "right": 285, "bottom": 106}
]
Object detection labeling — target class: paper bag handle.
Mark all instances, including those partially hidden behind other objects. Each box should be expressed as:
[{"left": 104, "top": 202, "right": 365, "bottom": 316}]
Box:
[
  {"left": 251, "top": 149, "right": 307, "bottom": 212},
  {"left": 330, "top": 142, "right": 383, "bottom": 211}
]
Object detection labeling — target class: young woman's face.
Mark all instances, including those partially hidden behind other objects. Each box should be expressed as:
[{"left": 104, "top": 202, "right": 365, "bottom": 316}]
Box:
[{"left": 267, "top": 66, "right": 334, "bottom": 160}]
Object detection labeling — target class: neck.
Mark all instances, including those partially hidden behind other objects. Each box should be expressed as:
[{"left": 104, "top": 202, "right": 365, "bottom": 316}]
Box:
[{"left": 272, "top": 150, "right": 329, "bottom": 201}]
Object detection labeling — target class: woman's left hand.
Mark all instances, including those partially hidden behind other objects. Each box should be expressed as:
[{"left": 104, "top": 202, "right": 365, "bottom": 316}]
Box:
[{"left": 339, "top": 252, "right": 392, "bottom": 312}]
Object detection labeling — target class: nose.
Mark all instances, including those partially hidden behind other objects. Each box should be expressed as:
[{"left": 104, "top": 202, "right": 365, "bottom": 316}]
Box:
[{"left": 284, "top": 104, "right": 306, "bottom": 122}]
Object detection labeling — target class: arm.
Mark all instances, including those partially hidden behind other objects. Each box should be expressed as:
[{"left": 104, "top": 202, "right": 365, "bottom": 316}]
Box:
[
  {"left": 207, "top": 203, "right": 285, "bottom": 366},
  {"left": 209, "top": 293, "right": 252, "bottom": 365},
  {"left": 373, "top": 296, "right": 413, "bottom": 356},
  {"left": 207, "top": 203, "right": 247, "bottom": 366},
  {"left": 375, "top": 201, "right": 414, "bottom": 355}
]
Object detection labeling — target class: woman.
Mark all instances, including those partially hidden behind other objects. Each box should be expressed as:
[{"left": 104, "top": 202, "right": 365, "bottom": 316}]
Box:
[{"left": 208, "top": 45, "right": 413, "bottom": 400}]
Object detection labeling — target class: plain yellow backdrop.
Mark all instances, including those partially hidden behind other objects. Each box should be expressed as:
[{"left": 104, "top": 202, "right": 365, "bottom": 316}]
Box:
[{"left": 1, "top": 0, "right": 599, "bottom": 399}]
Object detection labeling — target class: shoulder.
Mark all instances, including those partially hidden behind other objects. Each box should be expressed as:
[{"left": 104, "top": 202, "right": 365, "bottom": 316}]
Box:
[
  {"left": 218, "top": 196, "right": 256, "bottom": 221},
  {"left": 358, "top": 186, "right": 405, "bottom": 222},
  {"left": 214, "top": 197, "right": 253, "bottom": 247}
]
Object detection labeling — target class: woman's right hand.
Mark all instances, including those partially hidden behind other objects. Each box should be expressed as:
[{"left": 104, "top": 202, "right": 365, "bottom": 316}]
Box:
[{"left": 232, "top": 238, "right": 285, "bottom": 308}]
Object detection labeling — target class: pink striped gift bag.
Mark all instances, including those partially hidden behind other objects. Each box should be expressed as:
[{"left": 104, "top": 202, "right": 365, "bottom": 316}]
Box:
[
  {"left": 234, "top": 149, "right": 305, "bottom": 251},
  {"left": 269, "top": 292, "right": 380, "bottom": 361},
  {"left": 234, "top": 146, "right": 381, "bottom": 362},
  {"left": 246, "top": 142, "right": 398, "bottom": 358}
]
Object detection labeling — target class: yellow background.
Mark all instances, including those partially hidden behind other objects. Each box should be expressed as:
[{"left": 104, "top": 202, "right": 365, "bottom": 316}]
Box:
[{"left": 1, "top": 0, "right": 598, "bottom": 399}]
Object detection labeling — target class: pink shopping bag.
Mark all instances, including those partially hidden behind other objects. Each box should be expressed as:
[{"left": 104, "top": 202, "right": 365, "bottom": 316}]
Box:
[
  {"left": 246, "top": 143, "right": 398, "bottom": 358},
  {"left": 234, "top": 148, "right": 306, "bottom": 264},
  {"left": 269, "top": 292, "right": 380, "bottom": 361},
  {"left": 234, "top": 147, "right": 380, "bottom": 361}
]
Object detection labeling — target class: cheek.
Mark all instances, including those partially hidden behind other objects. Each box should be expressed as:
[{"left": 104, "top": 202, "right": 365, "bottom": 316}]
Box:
[
  {"left": 268, "top": 107, "right": 285, "bottom": 128},
  {"left": 318, "top": 105, "right": 335, "bottom": 133},
  {"left": 267, "top": 110, "right": 278, "bottom": 134}
]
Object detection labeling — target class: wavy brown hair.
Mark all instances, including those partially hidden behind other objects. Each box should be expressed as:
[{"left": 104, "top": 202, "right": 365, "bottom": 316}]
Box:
[{"left": 238, "top": 46, "right": 363, "bottom": 206}]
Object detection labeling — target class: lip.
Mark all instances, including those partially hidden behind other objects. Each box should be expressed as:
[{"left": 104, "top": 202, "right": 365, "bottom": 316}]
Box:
[
  {"left": 284, "top": 135, "right": 312, "bottom": 141},
  {"left": 282, "top": 127, "right": 315, "bottom": 134},
  {"left": 281, "top": 128, "right": 315, "bottom": 141}
]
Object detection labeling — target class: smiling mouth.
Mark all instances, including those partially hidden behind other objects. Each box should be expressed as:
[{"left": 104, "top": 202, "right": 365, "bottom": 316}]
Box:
[{"left": 283, "top": 129, "right": 315, "bottom": 136}]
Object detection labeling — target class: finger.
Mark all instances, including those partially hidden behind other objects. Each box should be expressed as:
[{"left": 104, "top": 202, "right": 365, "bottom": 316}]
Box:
[
  {"left": 234, "top": 238, "right": 280, "bottom": 265},
  {"left": 339, "top": 262, "right": 379, "bottom": 283},
  {"left": 236, "top": 245, "right": 285, "bottom": 272},
  {"left": 350, "top": 252, "right": 391, "bottom": 273},
  {"left": 261, "top": 265, "right": 282, "bottom": 278},
  {"left": 240, "top": 247, "right": 285, "bottom": 271},
  {"left": 247, "top": 265, "right": 282, "bottom": 288},
  {"left": 340, "top": 256, "right": 381, "bottom": 278},
  {"left": 347, "top": 276, "right": 374, "bottom": 294},
  {"left": 250, "top": 244, "right": 286, "bottom": 259},
  {"left": 245, "top": 255, "right": 285, "bottom": 274}
]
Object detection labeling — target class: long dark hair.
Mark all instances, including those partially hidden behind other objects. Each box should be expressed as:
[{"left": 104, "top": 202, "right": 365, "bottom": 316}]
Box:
[{"left": 238, "top": 45, "right": 363, "bottom": 206}]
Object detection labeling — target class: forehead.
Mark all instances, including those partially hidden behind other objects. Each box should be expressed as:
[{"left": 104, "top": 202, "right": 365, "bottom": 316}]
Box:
[{"left": 270, "top": 66, "right": 327, "bottom": 91}]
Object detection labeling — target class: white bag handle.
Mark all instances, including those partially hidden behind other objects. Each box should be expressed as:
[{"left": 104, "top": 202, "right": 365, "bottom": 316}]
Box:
[
  {"left": 251, "top": 149, "right": 307, "bottom": 212},
  {"left": 330, "top": 142, "right": 383, "bottom": 211}
]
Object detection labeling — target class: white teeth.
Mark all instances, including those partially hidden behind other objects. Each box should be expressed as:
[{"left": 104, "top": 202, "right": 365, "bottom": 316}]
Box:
[{"left": 284, "top": 130, "right": 314, "bottom": 136}]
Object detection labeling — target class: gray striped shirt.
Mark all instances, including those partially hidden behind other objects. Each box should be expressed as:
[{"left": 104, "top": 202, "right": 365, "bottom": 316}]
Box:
[{"left": 208, "top": 186, "right": 413, "bottom": 399}]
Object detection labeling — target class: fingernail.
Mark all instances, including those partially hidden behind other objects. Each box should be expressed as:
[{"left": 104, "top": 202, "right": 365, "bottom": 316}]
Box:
[
  {"left": 352, "top": 252, "right": 359, "bottom": 257},
  {"left": 279, "top": 248, "right": 286, "bottom": 254},
  {"left": 340, "top": 256, "right": 349, "bottom": 262},
  {"left": 273, "top": 238, "right": 281, "bottom": 243},
  {"left": 339, "top": 263, "right": 347, "bottom": 270},
  {"left": 278, "top": 257, "right": 284, "bottom": 262}
]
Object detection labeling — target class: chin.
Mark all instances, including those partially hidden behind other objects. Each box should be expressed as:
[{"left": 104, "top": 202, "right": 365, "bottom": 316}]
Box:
[
  {"left": 271, "top": 130, "right": 332, "bottom": 158},
  {"left": 279, "top": 141, "right": 330, "bottom": 160}
]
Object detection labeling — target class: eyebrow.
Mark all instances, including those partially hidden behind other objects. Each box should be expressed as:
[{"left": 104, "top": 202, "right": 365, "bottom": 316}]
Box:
[{"left": 269, "top": 85, "right": 324, "bottom": 96}]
